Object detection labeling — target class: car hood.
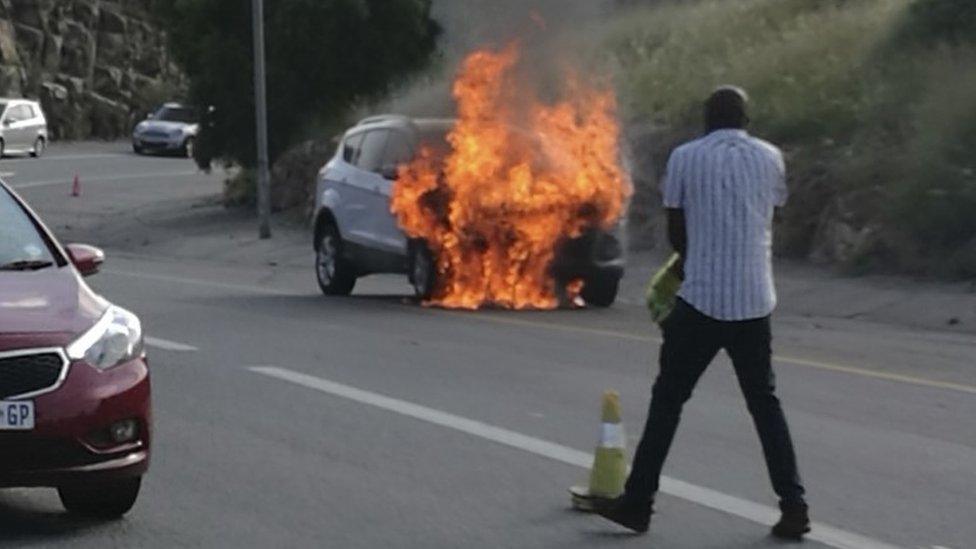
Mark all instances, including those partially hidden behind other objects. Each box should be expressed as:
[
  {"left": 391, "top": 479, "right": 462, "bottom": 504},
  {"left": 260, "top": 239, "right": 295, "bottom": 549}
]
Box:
[
  {"left": 134, "top": 120, "right": 198, "bottom": 133},
  {"left": 0, "top": 267, "right": 108, "bottom": 351}
]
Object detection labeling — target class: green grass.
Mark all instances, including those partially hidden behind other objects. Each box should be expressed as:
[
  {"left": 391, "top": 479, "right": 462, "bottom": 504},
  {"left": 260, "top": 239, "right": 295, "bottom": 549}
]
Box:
[{"left": 602, "top": 0, "right": 976, "bottom": 277}]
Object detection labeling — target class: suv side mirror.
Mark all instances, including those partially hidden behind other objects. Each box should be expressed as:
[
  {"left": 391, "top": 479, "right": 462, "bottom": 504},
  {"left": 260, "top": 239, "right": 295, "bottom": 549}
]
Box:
[
  {"left": 2, "top": 119, "right": 11, "bottom": 127},
  {"left": 65, "top": 243, "right": 105, "bottom": 277},
  {"left": 380, "top": 164, "right": 399, "bottom": 181}
]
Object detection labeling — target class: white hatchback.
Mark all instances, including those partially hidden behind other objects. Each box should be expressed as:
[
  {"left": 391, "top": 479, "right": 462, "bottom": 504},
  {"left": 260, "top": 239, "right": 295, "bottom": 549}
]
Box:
[{"left": 0, "top": 99, "right": 48, "bottom": 158}]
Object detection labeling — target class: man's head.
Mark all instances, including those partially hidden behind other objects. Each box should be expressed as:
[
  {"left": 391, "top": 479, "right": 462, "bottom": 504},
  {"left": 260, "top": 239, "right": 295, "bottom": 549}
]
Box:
[{"left": 705, "top": 86, "right": 749, "bottom": 132}]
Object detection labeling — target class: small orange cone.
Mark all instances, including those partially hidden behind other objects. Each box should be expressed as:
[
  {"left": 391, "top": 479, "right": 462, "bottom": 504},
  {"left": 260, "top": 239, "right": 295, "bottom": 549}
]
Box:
[
  {"left": 70, "top": 174, "right": 80, "bottom": 197},
  {"left": 570, "top": 390, "right": 628, "bottom": 511}
]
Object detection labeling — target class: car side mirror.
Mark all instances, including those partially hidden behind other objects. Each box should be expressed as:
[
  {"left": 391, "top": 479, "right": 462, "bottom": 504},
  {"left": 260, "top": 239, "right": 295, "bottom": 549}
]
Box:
[
  {"left": 380, "top": 164, "right": 399, "bottom": 181},
  {"left": 65, "top": 243, "right": 105, "bottom": 277},
  {"left": 2, "top": 119, "right": 11, "bottom": 127}
]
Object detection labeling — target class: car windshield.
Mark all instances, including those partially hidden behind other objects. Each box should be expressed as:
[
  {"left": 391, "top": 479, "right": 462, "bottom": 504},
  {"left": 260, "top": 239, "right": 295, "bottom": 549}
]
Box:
[
  {"left": 0, "top": 186, "right": 57, "bottom": 268},
  {"left": 154, "top": 106, "right": 197, "bottom": 123}
]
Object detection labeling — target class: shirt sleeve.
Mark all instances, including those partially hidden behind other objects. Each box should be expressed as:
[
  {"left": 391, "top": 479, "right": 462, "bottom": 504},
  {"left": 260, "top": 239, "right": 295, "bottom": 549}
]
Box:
[
  {"left": 772, "top": 149, "right": 788, "bottom": 207},
  {"left": 661, "top": 149, "right": 686, "bottom": 208}
]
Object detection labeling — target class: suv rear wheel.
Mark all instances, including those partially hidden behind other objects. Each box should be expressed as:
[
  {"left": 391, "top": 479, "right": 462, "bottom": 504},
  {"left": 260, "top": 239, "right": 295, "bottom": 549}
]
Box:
[
  {"left": 581, "top": 272, "right": 619, "bottom": 308},
  {"left": 409, "top": 240, "right": 436, "bottom": 300},
  {"left": 58, "top": 477, "right": 141, "bottom": 518},
  {"left": 316, "top": 223, "right": 356, "bottom": 296}
]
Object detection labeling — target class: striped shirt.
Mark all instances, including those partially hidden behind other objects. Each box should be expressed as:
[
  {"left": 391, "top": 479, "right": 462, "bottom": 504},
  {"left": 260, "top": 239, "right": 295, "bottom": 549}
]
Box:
[{"left": 662, "top": 129, "right": 788, "bottom": 321}]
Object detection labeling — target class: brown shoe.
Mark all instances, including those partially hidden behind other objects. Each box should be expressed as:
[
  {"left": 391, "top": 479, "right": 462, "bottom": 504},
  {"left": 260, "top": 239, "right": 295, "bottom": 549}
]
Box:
[
  {"left": 593, "top": 496, "right": 654, "bottom": 534},
  {"left": 771, "top": 501, "right": 811, "bottom": 540}
]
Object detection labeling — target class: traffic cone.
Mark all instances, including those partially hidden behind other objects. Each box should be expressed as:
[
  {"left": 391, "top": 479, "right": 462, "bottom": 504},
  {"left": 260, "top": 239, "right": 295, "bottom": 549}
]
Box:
[
  {"left": 70, "top": 174, "right": 80, "bottom": 197},
  {"left": 570, "top": 390, "right": 628, "bottom": 512}
]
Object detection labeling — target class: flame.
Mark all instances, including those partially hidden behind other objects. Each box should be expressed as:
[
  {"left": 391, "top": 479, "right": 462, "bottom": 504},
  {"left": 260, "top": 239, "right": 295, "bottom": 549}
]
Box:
[{"left": 391, "top": 44, "right": 631, "bottom": 310}]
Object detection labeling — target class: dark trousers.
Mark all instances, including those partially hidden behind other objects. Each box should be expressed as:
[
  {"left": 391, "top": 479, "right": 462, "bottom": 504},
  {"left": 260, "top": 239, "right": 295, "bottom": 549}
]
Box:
[{"left": 625, "top": 299, "right": 806, "bottom": 506}]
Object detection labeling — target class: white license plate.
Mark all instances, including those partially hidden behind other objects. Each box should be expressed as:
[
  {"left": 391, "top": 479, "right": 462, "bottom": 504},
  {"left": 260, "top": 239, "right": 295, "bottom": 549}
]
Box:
[{"left": 0, "top": 400, "right": 35, "bottom": 430}]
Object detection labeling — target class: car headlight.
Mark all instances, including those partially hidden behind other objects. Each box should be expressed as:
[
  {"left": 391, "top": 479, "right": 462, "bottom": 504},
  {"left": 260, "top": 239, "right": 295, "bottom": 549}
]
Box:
[
  {"left": 134, "top": 122, "right": 147, "bottom": 134},
  {"left": 169, "top": 129, "right": 183, "bottom": 138},
  {"left": 66, "top": 306, "right": 144, "bottom": 370}
]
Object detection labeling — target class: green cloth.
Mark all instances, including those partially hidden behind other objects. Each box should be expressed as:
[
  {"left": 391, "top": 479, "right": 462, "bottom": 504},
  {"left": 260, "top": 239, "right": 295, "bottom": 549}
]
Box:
[{"left": 645, "top": 253, "right": 682, "bottom": 325}]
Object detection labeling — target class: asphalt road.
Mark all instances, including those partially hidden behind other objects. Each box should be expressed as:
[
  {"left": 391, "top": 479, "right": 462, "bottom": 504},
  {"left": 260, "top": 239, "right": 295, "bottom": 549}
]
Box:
[{"left": 0, "top": 143, "right": 973, "bottom": 548}]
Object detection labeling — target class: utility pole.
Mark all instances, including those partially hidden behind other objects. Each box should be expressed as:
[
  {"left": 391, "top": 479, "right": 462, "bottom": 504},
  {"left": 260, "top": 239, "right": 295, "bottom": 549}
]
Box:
[{"left": 252, "top": 0, "right": 271, "bottom": 239}]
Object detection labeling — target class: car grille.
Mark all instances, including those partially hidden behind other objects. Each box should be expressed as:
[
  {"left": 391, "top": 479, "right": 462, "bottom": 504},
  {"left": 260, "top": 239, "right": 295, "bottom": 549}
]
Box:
[
  {"left": 0, "top": 351, "right": 66, "bottom": 399},
  {"left": 141, "top": 130, "right": 170, "bottom": 139}
]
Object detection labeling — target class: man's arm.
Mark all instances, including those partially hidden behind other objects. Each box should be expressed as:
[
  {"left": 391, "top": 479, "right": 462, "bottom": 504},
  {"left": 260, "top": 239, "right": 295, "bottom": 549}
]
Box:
[{"left": 666, "top": 208, "right": 687, "bottom": 280}]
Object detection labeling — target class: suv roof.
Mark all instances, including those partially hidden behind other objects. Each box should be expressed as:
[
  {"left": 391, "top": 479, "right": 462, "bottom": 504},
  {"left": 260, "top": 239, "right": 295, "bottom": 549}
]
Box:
[
  {"left": 350, "top": 115, "right": 454, "bottom": 134},
  {"left": 0, "top": 98, "right": 39, "bottom": 104}
]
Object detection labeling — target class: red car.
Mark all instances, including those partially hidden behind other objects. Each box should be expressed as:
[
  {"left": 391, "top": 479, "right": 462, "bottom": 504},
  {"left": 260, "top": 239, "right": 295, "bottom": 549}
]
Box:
[{"left": 0, "top": 180, "right": 150, "bottom": 517}]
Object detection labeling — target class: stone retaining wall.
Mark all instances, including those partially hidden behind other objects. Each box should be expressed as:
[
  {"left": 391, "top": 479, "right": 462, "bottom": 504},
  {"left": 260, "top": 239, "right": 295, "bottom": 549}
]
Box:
[{"left": 0, "top": 0, "right": 183, "bottom": 140}]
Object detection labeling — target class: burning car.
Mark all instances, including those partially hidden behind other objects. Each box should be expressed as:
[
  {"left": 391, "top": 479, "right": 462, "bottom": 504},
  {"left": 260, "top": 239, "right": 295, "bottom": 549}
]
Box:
[{"left": 313, "top": 45, "right": 631, "bottom": 309}]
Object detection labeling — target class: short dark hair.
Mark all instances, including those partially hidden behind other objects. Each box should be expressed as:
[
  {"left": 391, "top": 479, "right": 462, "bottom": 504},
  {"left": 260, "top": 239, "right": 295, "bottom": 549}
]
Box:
[{"left": 705, "top": 86, "right": 749, "bottom": 131}]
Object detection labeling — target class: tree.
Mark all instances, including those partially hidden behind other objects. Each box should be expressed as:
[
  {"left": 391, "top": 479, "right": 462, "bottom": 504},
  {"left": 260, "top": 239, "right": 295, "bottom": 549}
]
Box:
[
  {"left": 903, "top": 0, "right": 976, "bottom": 45},
  {"left": 154, "top": 0, "right": 440, "bottom": 169}
]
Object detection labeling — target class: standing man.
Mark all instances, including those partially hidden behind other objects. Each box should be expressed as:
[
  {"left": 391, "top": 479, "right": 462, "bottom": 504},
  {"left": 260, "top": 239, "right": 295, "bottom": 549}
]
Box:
[{"left": 595, "top": 86, "right": 810, "bottom": 539}]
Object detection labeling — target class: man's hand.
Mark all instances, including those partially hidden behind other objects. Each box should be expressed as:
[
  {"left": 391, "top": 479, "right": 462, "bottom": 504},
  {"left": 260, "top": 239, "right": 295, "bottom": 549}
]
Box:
[{"left": 666, "top": 208, "right": 687, "bottom": 280}]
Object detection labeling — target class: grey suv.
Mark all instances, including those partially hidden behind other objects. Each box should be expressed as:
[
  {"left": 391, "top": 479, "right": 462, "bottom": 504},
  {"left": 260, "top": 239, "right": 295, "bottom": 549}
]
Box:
[
  {"left": 312, "top": 115, "right": 625, "bottom": 306},
  {"left": 0, "top": 99, "right": 48, "bottom": 158}
]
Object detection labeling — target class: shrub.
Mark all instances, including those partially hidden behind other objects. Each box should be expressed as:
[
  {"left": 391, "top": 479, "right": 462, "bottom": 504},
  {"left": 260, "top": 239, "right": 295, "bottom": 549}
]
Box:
[{"left": 603, "top": 0, "right": 976, "bottom": 276}]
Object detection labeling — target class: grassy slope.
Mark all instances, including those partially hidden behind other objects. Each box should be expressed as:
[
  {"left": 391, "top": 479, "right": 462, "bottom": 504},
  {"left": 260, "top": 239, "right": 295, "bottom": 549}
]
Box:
[{"left": 604, "top": 0, "right": 976, "bottom": 277}]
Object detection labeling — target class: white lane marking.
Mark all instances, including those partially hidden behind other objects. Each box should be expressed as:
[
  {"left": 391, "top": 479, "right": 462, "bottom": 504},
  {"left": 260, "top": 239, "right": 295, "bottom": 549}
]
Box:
[
  {"left": 11, "top": 170, "right": 199, "bottom": 189},
  {"left": 145, "top": 336, "right": 198, "bottom": 352},
  {"left": 103, "top": 269, "right": 298, "bottom": 296},
  {"left": 249, "top": 366, "right": 902, "bottom": 549}
]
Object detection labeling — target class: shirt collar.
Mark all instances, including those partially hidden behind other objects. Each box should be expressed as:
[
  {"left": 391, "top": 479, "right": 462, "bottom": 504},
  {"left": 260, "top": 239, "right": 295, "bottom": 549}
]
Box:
[{"left": 706, "top": 128, "right": 749, "bottom": 139}]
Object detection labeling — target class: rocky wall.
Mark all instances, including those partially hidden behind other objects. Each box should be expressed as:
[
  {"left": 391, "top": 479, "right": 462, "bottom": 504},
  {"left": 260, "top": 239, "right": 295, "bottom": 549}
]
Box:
[{"left": 0, "top": 0, "right": 184, "bottom": 140}]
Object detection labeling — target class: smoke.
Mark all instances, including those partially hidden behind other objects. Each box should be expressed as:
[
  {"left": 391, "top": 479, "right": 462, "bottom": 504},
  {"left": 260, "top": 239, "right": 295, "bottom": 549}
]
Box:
[
  {"left": 374, "top": 0, "right": 619, "bottom": 117},
  {"left": 432, "top": 0, "right": 613, "bottom": 57}
]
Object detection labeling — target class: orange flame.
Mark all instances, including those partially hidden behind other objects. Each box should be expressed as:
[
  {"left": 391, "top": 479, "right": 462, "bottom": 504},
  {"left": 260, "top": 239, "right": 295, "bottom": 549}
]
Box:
[{"left": 391, "top": 44, "right": 631, "bottom": 310}]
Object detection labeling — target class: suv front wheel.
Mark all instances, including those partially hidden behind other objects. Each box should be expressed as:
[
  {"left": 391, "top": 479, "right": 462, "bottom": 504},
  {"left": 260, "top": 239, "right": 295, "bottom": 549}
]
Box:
[
  {"left": 581, "top": 272, "right": 620, "bottom": 308},
  {"left": 316, "top": 223, "right": 356, "bottom": 296},
  {"left": 409, "top": 240, "right": 436, "bottom": 300}
]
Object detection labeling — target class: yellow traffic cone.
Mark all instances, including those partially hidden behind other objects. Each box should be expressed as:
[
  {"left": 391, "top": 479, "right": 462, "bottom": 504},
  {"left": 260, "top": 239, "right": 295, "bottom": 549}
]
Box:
[{"left": 570, "top": 391, "right": 628, "bottom": 512}]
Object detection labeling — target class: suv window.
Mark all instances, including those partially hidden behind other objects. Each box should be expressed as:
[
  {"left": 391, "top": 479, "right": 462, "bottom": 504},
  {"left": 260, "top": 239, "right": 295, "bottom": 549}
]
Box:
[
  {"left": 356, "top": 130, "right": 388, "bottom": 173},
  {"left": 15, "top": 105, "right": 32, "bottom": 121},
  {"left": 342, "top": 132, "right": 365, "bottom": 164},
  {"left": 381, "top": 130, "right": 414, "bottom": 169}
]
